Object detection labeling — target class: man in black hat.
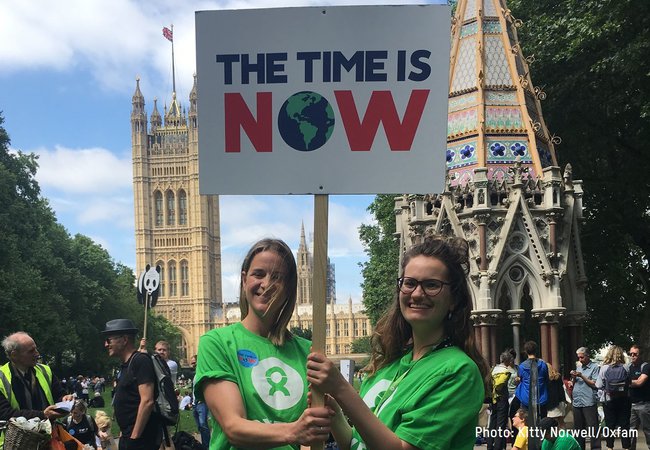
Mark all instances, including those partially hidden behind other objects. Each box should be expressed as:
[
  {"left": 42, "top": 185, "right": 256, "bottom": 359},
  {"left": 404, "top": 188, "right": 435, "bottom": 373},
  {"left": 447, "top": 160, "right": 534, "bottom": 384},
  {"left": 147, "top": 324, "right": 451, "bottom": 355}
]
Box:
[{"left": 103, "top": 319, "right": 162, "bottom": 450}]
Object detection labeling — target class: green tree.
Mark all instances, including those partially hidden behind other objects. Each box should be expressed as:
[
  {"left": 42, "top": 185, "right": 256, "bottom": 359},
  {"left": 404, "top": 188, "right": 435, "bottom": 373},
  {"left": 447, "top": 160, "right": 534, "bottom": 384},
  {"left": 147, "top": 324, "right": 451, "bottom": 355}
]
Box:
[
  {"left": 359, "top": 194, "right": 400, "bottom": 325},
  {"left": 0, "top": 112, "right": 182, "bottom": 375},
  {"left": 351, "top": 336, "right": 371, "bottom": 354},
  {"left": 509, "top": 0, "right": 650, "bottom": 353},
  {"left": 290, "top": 327, "right": 313, "bottom": 341}
]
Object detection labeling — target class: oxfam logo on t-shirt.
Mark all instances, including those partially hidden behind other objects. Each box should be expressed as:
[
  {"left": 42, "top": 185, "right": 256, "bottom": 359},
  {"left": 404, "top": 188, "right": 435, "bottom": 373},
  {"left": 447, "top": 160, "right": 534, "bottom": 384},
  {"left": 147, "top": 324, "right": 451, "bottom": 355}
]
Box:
[
  {"left": 277, "top": 91, "right": 335, "bottom": 152},
  {"left": 251, "top": 357, "right": 304, "bottom": 410},
  {"left": 362, "top": 379, "right": 392, "bottom": 410}
]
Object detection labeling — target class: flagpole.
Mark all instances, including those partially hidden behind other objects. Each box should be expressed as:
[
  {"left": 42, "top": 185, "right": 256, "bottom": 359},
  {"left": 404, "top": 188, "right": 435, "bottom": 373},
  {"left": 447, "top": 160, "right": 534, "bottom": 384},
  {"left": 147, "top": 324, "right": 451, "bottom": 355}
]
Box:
[{"left": 171, "top": 24, "right": 176, "bottom": 94}]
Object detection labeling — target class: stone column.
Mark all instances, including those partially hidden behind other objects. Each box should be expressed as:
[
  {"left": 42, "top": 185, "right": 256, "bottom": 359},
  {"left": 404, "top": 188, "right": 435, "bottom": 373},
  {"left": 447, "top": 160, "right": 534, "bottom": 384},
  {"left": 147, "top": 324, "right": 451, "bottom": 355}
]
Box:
[
  {"left": 533, "top": 310, "right": 564, "bottom": 367},
  {"left": 563, "top": 313, "right": 586, "bottom": 376},
  {"left": 472, "top": 312, "right": 501, "bottom": 365},
  {"left": 507, "top": 309, "right": 525, "bottom": 364}
]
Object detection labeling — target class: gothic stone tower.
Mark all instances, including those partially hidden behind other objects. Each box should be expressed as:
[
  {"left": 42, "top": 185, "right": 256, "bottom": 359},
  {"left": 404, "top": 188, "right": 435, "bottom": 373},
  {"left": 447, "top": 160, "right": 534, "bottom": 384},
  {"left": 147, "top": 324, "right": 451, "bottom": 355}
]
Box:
[
  {"left": 395, "top": 0, "right": 587, "bottom": 369},
  {"left": 132, "top": 76, "right": 222, "bottom": 363},
  {"left": 296, "top": 222, "right": 336, "bottom": 306}
]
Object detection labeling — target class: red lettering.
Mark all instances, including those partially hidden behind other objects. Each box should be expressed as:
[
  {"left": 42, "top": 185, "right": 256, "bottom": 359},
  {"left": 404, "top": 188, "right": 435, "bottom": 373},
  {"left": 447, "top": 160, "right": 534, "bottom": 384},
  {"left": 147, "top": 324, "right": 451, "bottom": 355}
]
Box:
[
  {"left": 335, "top": 90, "right": 429, "bottom": 151},
  {"left": 224, "top": 92, "right": 273, "bottom": 152}
]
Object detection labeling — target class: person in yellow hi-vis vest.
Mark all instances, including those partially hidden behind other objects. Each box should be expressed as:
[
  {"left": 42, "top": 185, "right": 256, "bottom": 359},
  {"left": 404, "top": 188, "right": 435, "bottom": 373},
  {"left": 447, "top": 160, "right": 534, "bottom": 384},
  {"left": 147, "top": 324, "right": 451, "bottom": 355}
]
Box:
[{"left": 0, "top": 331, "right": 74, "bottom": 447}]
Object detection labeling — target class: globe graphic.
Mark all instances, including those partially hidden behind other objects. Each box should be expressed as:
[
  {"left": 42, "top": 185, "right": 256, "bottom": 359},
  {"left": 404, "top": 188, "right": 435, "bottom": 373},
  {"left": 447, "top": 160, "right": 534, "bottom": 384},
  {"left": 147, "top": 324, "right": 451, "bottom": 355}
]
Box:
[{"left": 278, "top": 91, "right": 335, "bottom": 151}]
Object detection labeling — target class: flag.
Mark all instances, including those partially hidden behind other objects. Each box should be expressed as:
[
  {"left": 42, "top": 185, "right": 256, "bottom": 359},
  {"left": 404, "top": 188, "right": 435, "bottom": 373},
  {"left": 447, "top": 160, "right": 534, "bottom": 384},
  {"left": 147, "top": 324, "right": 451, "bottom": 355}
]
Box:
[{"left": 163, "top": 26, "right": 173, "bottom": 42}]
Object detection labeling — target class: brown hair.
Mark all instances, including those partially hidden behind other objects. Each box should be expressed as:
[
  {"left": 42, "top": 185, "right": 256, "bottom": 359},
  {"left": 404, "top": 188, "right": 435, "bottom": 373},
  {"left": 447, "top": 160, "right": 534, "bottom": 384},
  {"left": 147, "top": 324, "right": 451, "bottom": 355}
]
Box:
[
  {"left": 365, "top": 236, "right": 489, "bottom": 390},
  {"left": 239, "top": 238, "right": 297, "bottom": 346}
]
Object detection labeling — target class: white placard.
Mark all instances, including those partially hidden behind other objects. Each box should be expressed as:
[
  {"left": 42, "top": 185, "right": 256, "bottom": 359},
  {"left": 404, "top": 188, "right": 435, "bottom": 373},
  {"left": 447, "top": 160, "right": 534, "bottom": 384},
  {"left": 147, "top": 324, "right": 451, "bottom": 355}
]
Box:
[
  {"left": 340, "top": 359, "right": 355, "bottom": 384},
  {"left": 196, "top": 5, "right": 450, "bottom": 195}
]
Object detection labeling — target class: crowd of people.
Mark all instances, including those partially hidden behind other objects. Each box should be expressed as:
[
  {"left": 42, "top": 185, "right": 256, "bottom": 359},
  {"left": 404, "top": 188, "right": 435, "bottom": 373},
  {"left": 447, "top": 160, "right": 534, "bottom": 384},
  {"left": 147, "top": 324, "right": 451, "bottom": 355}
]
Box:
[
  {"left": 484, "top": 342, "right": 650, "bottom": 450},
  {"left": 0, "top": 235, "right": 648, "bottom": 450}
]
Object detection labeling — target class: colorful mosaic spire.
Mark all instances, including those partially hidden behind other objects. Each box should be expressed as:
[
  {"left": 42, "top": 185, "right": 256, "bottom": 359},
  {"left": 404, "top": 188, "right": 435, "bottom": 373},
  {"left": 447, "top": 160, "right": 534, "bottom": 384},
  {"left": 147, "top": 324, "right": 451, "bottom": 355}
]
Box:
[{"left": 447, "top": 0, "right": 559, "bottom": 186}]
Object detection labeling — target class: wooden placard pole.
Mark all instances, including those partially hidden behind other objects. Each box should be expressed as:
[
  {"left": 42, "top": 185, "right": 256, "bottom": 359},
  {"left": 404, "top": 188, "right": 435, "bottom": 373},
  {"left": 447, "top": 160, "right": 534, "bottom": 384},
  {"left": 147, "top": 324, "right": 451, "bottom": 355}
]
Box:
[
  {"left": 310, "top": 194, "right": 328, "bottom": 450},
  {"left": 143, "top": 293, "right": 149, "bottom": 341}
]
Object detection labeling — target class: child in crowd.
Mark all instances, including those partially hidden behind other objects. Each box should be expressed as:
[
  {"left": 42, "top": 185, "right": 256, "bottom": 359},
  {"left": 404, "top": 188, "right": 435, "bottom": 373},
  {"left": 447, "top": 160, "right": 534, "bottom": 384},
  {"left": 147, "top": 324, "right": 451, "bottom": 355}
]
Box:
[
  {"left": 94, "top": 410, "right": 114, "bottom": 450},
  {"left": 513, "top": 408, "right": 529, "bottom": 450}
]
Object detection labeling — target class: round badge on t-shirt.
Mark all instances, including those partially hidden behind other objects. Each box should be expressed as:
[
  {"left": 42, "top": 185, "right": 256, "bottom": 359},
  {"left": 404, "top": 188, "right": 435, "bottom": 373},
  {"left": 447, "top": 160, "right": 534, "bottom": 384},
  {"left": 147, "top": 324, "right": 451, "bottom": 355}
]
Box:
[{"left": 238, "top": 349, "right": 259, "bottom": 368}]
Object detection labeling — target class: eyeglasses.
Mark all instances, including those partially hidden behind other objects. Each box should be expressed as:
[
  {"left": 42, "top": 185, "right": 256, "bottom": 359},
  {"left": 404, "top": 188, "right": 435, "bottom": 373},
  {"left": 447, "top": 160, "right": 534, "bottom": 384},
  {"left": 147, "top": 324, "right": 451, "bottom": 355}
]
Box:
[
  {"left": 630, "top": 352, "right": 639, "bottom": 356},
  {"left": 104, "top": 336, "right": 125, "bottom": 344},
  {"left": 397, "top": 277, "right": 451, "bottom": 297}
]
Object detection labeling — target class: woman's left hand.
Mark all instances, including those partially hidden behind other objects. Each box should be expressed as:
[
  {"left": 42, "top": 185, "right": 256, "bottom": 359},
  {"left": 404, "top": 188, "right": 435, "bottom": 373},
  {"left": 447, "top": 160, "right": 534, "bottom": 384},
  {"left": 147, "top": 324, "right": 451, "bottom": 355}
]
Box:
[{"left": 307, "top": 352, "right": 346, "bottom": 396}]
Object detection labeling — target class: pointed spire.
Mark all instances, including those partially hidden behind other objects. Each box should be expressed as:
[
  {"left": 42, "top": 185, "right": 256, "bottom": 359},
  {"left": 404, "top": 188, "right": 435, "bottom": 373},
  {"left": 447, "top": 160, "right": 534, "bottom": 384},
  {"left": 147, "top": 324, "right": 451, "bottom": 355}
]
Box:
[
  {"left": 132, "top": 77, "right": 144, "bottom": 103},
  {"left": 190, "top": 73, "right": 198, "bottom": 104},
  {"left": 151, "top": 97, "right": 162, "bottom": 129},
  {"left": 164, "top": 91, "right": 186, "bottom": 127},
  {"left": 300, "top": 221, "right": 307, "bottom": 246},
  {"left": 447, "top": 0, "right": 558, "bottom": 187},
  {"left": 189, "top": 74, "right": 198, "bottom": 129},
  {"left": 131, "top": 77, "right": 144, "bottom": 114}
]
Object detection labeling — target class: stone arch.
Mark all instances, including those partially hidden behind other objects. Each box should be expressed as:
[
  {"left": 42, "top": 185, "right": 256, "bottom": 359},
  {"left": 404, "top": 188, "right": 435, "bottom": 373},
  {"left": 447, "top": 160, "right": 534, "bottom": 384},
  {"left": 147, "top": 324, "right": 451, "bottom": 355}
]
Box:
[
  {"left": 154, "top": 190, "right": 163, "bottom": 227},
  {"left": 165, "top": 189, "right": 175, "bottom": 225},
  {"left": 495, "top": 255, "right": 544, "bottom": 311},
  {"left": 156, "top": 259, "right": 165, "bottom": 297},
  {"left": 174, "top": 324, "right": 193, "bottom": 365},
  {"left": 178, "top": 189, "right": 188, "bottom": 225}
]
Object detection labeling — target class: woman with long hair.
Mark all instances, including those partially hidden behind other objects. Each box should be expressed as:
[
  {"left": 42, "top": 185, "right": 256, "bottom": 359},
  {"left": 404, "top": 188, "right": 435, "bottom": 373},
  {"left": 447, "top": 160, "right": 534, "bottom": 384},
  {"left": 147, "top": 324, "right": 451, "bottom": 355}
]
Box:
[
  {"left": 545, "top": 364, "right": 568, "bottom": 428},
  {"left": 194, "top": 238, "right": 332, "bottom": 450},
  {"left": 596, "top": 345, "right": 632, "bottom": 450},
  {"left": 307, "top": 236, "right": 489, "bottom": 449}
]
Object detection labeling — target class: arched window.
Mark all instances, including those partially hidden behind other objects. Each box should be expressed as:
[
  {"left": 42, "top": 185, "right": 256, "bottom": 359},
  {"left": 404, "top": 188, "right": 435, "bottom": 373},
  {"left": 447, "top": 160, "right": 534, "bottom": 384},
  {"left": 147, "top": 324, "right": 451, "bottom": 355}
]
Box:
[
  {"left": 181, "top": 260, "right": 189, "bottom": 296},
  {"left": 155, "top": 191, "right": 163, "bottom": 227},
  {"left": 166, "top": 191, "right": 175, "bottom": 226},
  {"left": 169, "top": 260, "right": 177, "bottom": 296},
  {"left": 179, "top": 190, "right": 188, "bottom": 225},
  {"left": 156, "top": 261, "right": 165, "bottom": 297}
]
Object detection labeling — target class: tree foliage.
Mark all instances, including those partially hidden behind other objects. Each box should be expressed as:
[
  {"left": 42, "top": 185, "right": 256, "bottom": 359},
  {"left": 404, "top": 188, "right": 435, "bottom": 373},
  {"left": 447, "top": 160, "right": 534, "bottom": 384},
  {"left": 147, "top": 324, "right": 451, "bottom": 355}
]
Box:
[
  {"left": 0, "top": 113, "right": 180, "bottom": 376},
  {"left": 509, "top": 0, "right": 650, "bottom": 353},
  {"left": 351, "top": 336, "right": 371, "bottom": 354},
  {"left": 359, "top": 195, "right": 400, "bottom": 325},
  {"left": 290, "top": 327, "right": 312, "bottom": 341}
]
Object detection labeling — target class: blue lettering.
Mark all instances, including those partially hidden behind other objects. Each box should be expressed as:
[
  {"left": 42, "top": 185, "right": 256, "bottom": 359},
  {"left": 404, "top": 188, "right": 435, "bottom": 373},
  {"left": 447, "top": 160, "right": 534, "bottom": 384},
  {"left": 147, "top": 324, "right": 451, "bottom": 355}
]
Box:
[
  {"left": 365, "top": 51, "right": 388, "bottom": 82},
  {"left": 216, "top": 54, "right": 240, "bottom": 85},
  {"left": 297, "top": 51, "right": 321, "bottom": 82},
  {"left": 408, "top": 50, "right": 431, "bottom": 82}
]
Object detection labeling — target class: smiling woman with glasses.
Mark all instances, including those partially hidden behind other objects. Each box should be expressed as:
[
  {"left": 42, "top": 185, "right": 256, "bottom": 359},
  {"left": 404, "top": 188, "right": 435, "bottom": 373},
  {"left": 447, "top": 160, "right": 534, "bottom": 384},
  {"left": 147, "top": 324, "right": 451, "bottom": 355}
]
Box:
[
  {"left": 308, "top": 236, "right": 489, "bottom": 450},
  {"left": 397, "top": 277, "right": 451, "bottom": 297}
]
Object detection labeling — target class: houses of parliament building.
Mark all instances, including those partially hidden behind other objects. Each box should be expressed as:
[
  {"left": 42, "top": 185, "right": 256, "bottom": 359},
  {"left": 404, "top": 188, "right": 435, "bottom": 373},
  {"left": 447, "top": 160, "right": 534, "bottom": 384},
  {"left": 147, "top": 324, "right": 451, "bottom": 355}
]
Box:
[{"left": 131, "top": 77, "right": 372, "bottom": 364}]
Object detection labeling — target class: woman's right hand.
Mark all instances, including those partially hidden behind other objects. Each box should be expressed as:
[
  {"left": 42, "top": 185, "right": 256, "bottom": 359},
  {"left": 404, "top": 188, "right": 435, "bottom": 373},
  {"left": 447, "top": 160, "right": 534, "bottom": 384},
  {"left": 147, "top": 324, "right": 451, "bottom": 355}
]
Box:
[{"left": 291, "top": 406, "right": 332, "bottom": 446}]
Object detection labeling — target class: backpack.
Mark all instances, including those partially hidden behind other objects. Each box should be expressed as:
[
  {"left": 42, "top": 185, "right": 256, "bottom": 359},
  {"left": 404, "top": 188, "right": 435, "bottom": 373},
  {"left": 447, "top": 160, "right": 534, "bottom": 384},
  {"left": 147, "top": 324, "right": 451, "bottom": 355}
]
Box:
[
  {"left": 128, "top": 352, "right": 180, "bottom": 426},
  {"left": 491, "top": 369, "right": 512, "bottom": 403},
  {"left": 604, "top": 363, "right": 629, "bottom": 399},
  {"left": 172, "top": 431, "right": 204, "bottom": 450}
]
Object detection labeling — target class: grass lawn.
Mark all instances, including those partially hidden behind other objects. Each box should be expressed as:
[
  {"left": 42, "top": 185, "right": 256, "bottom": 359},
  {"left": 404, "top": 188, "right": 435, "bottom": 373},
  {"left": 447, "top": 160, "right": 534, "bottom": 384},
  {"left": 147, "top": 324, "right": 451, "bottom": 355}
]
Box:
[{"left": 85, "top": 390, "right": 199, "bottom": 438}]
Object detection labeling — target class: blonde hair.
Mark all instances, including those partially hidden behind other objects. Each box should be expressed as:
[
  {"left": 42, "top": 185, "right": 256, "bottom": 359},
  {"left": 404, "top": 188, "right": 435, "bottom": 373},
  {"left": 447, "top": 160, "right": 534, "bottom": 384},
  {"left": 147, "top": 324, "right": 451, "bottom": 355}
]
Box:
[
  {"left": 603, "top": 345, "right": 626, "bottom": 365},
  {"left": 547, "top": 363, "right": 561, "bottom": 381},
  {"left": 95, "top": 410, "right": 112, "bottom": 430}
]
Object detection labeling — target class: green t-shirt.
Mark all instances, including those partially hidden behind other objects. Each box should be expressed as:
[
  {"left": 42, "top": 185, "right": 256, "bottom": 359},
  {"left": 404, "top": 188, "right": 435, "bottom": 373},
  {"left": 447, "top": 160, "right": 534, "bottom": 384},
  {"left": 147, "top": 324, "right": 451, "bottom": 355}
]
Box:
[
  {"left": 541, "top": 433, "right": 581, "bottom": 450},
  {"left": 194, "top": 322, "right": 311, "bottom": 450},
  {"left": 351, "top": 346, "right": 483, "bottom": 450}
]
